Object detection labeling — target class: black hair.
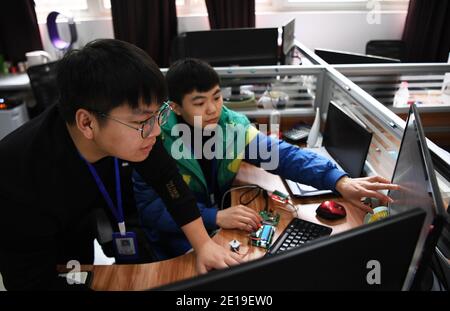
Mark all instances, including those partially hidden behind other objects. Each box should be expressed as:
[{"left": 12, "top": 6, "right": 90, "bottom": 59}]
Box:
[
  {"left": 165, "top": 58, "right": 220, "bottom": 106},
  {"left": 57, "top": 39, "right": 167, "bottom": 124}
]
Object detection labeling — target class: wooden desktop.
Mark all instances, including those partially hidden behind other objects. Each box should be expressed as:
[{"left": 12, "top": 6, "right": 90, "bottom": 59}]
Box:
[{"left": 87, "top": 162, "right": 365, "bottom": 291}]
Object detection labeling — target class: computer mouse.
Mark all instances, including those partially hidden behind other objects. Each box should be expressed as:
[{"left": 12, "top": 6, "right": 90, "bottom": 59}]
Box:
[{"left": 316, "top": 200, "right": 346, "bottom": 220}]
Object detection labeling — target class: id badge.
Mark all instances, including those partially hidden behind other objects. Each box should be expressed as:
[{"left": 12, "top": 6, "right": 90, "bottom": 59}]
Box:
[{"left": 112, "top": 231, "right": 139, "bottom": 260}]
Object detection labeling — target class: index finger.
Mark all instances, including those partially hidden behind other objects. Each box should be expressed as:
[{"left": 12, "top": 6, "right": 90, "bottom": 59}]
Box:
[
  {"left": 366, "top": 182, "right": 400, "bottom": 191},
  {"left": 368, "top": 175, "right": 391, "bottom": 184}
]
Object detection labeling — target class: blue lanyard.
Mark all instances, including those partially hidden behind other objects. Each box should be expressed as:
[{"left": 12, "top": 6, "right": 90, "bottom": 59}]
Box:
[
  {"left": 83, "top": 157, "right": 125, "bottom": 234},
  {"left": 209, "top": 158, "right": 217, "bottom": 206}
]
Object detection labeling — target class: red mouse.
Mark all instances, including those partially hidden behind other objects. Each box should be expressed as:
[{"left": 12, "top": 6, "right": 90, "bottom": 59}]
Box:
[{"left": 316, "top": 200, "right": 346, "bottom": 220}]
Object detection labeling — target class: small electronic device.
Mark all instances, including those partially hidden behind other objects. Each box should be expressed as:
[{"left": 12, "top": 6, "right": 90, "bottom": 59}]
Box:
[
  {"left": 270, "top": 190, "right": 289, "bottom": 204},
  {"left": 316, "top": 200, "right": 347, "bottom": 220},
  {"left": 250, "top": 224, "right": 276, "bottom": 249},
  {"left": 229, "top": 239, "right": 241, "bottom": 252},
  {"left": 260, "top": 210, "right": 280, "bottom": 226},
  {"left": 282, "top": 124, "right": 310, "bottom": 141}
]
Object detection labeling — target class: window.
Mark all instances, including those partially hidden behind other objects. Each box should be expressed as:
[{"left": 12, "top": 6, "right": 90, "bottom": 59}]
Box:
[
  {"left": 34, "top": 0, "right": 409, "bottom": 21},
  {"left": 175, "top": 0, "right": 207, "bottom": 16},
  {"left": 175, "top": 0, "right": 275, "bottom": 16},
  {"left": 256, "top": 0, "right": 274, "bottom": 12},
  {"left": 271, "top": 0, "right": 409, "bottom": 11},
  {"left": 34, "top": 0, "right": 111, "bottom": 22}
]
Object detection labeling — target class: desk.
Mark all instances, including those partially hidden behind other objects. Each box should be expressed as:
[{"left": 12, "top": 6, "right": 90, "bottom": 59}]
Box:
[
  {"left": 0, "top": 73, "right": 30, "bottom": 91},
  {"left": 88, "top": 162, "right": 365, "bottom": 290}
]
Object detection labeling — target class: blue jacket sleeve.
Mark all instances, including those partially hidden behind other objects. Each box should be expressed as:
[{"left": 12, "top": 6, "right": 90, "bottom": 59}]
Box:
[
  {"left": 132, "top": 170, "right": 218, "bottom": 233},
  {"left": 244, "top": 132, "right": 347, "bottom": 191}
]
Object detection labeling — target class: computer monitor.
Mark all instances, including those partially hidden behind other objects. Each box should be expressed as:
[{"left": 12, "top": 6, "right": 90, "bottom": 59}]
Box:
[
  {"left": 323, "top": 101, "right": 373, "bottom": 178},
  {"left": 184, "top": 28, "right": 279, "bottom": 67},
  {"left": 315, "top": 48, "right": 400, "bottom": 64},
  {"left": 154, "top": 208, "right": 426, "bottom": 290},
  {"left": 387, "top": 103, "right": 447, "bottom": 289},
  {"left": 282, "top": 19, "right": 295, "bottom": 55}
]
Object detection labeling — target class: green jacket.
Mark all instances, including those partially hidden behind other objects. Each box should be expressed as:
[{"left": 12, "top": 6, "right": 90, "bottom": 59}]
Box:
[{"left": 160, "top": 106, "right": 259, "bottom": 205}]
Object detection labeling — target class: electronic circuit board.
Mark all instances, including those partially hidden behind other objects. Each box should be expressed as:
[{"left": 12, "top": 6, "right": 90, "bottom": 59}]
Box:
[
  {"left": 250, "top": 224, "right": 275, "bottom": 249},
  {"left": 260, "top": 210, "right": 280, "bottom": 226}
]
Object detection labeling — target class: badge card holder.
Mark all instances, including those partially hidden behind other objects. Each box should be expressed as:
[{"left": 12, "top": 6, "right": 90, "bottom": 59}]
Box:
[{"left": 112, "top": 230, "right": 139, "bottom": 261}]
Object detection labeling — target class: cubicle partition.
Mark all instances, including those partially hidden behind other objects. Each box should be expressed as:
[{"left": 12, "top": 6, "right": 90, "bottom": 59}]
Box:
[
  {"left": 334, "top": 63, "right": 450, "bottom": 110},
  {"left": 334, "top": 63, "right": 450, "bottom": 159}
]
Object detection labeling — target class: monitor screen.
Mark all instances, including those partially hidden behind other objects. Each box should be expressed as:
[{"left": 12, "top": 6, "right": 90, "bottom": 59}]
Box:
[
  {"left": 323, "top": 101, "right": 373, "bottom": 178},
  {"left": 315, "top": 48, "right": 400, "bottom": 64},
  {"left": 154, "top": 208, "right": 426, "bottom": 291},
  {"left": 387, "top": 103, "right": 447, "bottom": 289},
  {"left": 185, "top": 28, "right": 279, "bottom": 67}
]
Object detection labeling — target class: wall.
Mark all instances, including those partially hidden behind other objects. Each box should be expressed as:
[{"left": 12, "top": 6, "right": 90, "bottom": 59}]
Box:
[{"left": 38, "top": 11, "right": 407, "bottom": 61}]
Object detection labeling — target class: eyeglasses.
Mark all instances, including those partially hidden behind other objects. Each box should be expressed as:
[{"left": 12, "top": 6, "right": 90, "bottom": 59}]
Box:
[{"left": 93, "top": 101, "right": 172, "bottom": 139}]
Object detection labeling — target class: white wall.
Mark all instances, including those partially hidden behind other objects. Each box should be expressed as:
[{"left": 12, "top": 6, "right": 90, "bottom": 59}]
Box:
[
  {"left": 38, "top": 11, "right": 407, "bottom": 61},
  {"left": 256, "top": 11, "right": 407, "bottom": 54}
]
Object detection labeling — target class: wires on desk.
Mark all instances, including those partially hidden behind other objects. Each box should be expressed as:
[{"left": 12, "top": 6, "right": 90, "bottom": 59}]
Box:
[
  {"left": 220, "top": 184, "right": 263, "bottom": 210},
  {"left": 286, "top": 201, "right": 300, "bottom": 218},
  {"left": 221, "top": 184, "right": 299, "bottom": 218}
]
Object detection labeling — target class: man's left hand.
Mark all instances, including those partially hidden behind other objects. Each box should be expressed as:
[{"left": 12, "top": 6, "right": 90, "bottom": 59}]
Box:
[{"left": 335, "top": 175, "right": 399, "bottom": 213}]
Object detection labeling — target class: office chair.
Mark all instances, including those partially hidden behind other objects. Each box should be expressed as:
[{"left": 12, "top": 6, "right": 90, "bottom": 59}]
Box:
[{"left": 26, "top": 61, "right": 59, "bottom": 117}]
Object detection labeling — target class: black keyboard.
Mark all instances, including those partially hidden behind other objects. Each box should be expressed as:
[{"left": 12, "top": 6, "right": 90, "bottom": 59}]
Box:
[{"left": 266, "top": 218, "right": 332, "bottom": 255}]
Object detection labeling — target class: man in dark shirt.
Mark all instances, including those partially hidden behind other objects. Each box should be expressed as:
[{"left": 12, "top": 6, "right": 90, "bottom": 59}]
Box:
[{"left": 0, "top": 39, "right": 240, "bottom": 290}]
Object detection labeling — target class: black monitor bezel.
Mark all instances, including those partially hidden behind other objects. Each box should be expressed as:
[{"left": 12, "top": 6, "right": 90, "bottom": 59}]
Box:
[
  {"left": 323, "top": 101, "right": 373, "bottom": 178},
  {"left": 184, "top": 28, "right": 279, "bottom": 67}
]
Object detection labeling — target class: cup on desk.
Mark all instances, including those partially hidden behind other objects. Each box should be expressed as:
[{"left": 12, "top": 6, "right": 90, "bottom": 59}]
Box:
[
  {"left": 258, "top": 90, "right": 289, "bottom": 109},
  {"left": 364, "top": 206, "right": 389, "bottom": 224},
  {"left": 26, "top": 50, "right": 52, "bottom": 68}
]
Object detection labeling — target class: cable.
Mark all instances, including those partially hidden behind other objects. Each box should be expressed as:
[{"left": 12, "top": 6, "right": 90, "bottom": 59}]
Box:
[
  {"left": 220, "top": 184, "right": 260, "bottom": 210},
  {"left": 286, "top": 201, "right": 299, "bottom": 218},
  {"left": 239, "top": 186, "right": 269, "bottom": 212},
  {"left": 235, "top": 240, "right": 253, "bottom": 258}
]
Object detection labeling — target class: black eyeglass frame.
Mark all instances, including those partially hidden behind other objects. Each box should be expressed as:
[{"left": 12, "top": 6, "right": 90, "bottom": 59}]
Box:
[{"left": 92, "top": 101, "right": 172, "bottom": 139}]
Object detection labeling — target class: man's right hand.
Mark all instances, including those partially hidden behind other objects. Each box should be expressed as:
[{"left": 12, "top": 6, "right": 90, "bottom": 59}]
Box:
[
  {"left": 216, "top": 205, "right": 263, "bottom": 232},
  {"left": 196, "top": 239, "right": 242, "bottom": 274}
]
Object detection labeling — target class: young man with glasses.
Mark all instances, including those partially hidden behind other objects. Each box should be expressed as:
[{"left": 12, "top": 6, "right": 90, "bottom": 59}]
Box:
[
  {"left": 133, "top": 58, "right": 399, "bottom": 260},
  {"left": 0, "top": 40, "right": 240, "bottom": 290}
]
